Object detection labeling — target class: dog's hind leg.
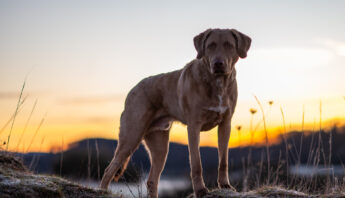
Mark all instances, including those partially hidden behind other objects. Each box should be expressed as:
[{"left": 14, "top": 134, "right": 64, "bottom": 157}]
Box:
[
  {"left": 100, "top": 86, "right": 156, "bottom": 189},
  {"left": 144, "top": 130, "right": 170, "bottom": 198},
  {"left": 99, "top": 125, "right": 144, "bottom": 189}
]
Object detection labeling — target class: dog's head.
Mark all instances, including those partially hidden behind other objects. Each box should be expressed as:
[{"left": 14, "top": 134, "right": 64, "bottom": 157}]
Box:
[{"left": 194, "top": 28, "right": 251, "bottom": 76}]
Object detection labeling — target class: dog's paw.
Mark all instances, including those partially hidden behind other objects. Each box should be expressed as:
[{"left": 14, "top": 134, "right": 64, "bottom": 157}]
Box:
[
  {"left": 219, "top": 183, "right": 236, "bottom": 191},
  {"left": 195, "top": 187, "right": 209, "bottom": 198}
]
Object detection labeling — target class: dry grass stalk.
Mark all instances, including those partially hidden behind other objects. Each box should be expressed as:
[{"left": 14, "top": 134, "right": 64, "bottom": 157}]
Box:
[
  {"left": 60, "top": 136, "right": 64, "bottom": 176},
  {"left": 6, "top": 80, "right": 26, "bottom": 149},
  {"left": 87, "top": 139, "right": 91, "bottom": 182},
  {"left": 16, "top": 99, "right": 38, "bottom": 150},
  {"left": 95, "top": 139, "right": 100, "bottom": 180},
  {"left": 298, "top": 105, "right": 305, "bottom": 166},
  {"left": 26, "top": 115, "right": 46, "bottom": 152},
  {"left": 280, "top": 106, "right": 289, "bottom": 186},
  {"left": 236, "top": 125, "right": 242, "bottom": 147},
  {"left": 0, "top": 96, "right": 27, "bottom": 136},
  {"left": 254, "top": 95, "right": 270, "bottom": 184}
]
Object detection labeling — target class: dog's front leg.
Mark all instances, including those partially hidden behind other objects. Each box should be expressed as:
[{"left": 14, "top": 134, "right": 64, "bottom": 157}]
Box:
[
  {"left": 217, "top": 118, "right": 235, "bottom": 190},
  {"left": 187, "top": 123, "right": 208, "bottom": 198}
]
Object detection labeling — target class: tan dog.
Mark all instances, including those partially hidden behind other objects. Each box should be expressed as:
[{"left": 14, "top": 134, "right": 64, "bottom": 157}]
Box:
[{"left": 100, "top": 28, "right": 251, "bottom": 198}]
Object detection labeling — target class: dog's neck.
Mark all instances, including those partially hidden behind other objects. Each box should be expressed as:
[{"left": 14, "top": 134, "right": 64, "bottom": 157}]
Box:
[{"left": 194, "top": 58, "right": 236, "bottom": 97}]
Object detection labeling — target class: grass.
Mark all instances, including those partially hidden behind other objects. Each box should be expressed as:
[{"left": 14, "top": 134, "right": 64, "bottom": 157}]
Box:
[
  {"left": 6, "top": 80, "right": 25, "bottom": 150},
  {"left": 280, "top": 106, "right": 289, "bottom": 186},
  {"left": 254, "top": 95, "right": 271, "bottom": 184},
  {"left": 230, "top": 96, "right": 345, "bottom": 198},
  {"left": 15, "top": 99, "right": 37, "bottom": 150},
  {"left": 25, "top": 115, "right": 46, "bottom": 152}
]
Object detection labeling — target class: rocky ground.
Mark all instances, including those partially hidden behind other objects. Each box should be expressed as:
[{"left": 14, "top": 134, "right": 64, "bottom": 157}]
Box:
[
  {"left": 187, "top": 187, "right": 309, "bottom": 198},
  {"left": 1, "top": 151, "right": 345, "bottom": 198},
  {"left": 187, "top": 186, "right": 345, "bottom": 198},
  {"left": 0, "top": 152, "right": 120, "bottom": 198}
]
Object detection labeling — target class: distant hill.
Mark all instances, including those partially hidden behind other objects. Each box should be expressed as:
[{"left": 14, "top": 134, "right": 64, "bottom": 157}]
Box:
[{"left": 19, "top": 125, "right": 345, "bottom": 187}]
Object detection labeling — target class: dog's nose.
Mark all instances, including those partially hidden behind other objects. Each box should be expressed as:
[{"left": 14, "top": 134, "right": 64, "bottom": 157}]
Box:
[
  {"left": 214, "top": 61, "right": 224, "bottom": 68},
  {"left": 213, "top": 60, "right": 225, "bottom": 73}
]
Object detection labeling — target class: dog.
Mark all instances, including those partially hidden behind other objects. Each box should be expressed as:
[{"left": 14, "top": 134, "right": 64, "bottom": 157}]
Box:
[{"left": 100, "top": 28, "right": 251, "bottom": 198}]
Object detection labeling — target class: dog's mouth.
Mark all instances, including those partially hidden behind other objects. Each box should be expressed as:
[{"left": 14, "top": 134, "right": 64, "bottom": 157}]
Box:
[
  {"left": 211, "top": 63, "right": 227, "bottom": 75},
  {"left": 214, "top": 69, "right": 225, "bottom": 74},
  {"left": 213, "top": 68, "right": 229, "bottom": 76}
]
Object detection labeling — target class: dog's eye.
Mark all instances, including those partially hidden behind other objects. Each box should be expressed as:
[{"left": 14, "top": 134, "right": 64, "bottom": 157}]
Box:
[
  {"left": 207, "top": 42, "right": 217, "bottom": 50},
  {"left": 223, "top": 42, "right": 233, "bottom": 50}
]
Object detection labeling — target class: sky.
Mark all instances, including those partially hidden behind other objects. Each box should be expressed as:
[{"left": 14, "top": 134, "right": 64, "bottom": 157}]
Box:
[{"left": 0, "top": 0, "right": 345, "bottom": 152}]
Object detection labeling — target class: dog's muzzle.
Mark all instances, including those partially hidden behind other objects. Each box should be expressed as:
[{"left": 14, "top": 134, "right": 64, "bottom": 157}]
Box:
[{"left": 212, "top": 60, "right": 226, "bottom": 74}]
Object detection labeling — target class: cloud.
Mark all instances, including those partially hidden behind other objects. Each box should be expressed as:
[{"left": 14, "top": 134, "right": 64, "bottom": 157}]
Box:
[
  {"left": 247, "top": 47, "right": 335, "bottom": 69},
  {"left": 58, "top": 94, "right": 126, "bottom": 105},
  {"left": 52, "top": 115, "right": 119, "bottom": 124},
  {"left": 0, "top": 91, "right": 48, "bottom": 100},
  {"left": 316, "top": 38, "right": 345, "bottom": 57},
  {"left": 236, "top": 45, "right": 341, "bottom": 100},
  {"left": 84, "top": 116, "right": 115, "bottom": 124},
  {"left": 0, "top": 92, "right": 20, "bottom": 99}
]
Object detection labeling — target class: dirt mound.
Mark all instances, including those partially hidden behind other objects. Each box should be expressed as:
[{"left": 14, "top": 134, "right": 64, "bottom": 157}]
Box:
[
  {"left": 187, "top": 187, "right": 309, "bottom": 198},
  {"left": 0, "top": 151, "right": 27, "bottom": 172},
  {"left": 187, "top": 186, "right": 345, "bottom": 198},
  {"left": 0, "top": 152, "right": 120, "bottom": 198}
]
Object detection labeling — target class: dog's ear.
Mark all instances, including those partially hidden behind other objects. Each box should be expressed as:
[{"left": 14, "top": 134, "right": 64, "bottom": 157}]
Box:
[
  {"left": 230, "top": 29, "right": 251, "bottom": 58},
  {"left": 193, "top": 29, "right": 212, "bottom": 59}
]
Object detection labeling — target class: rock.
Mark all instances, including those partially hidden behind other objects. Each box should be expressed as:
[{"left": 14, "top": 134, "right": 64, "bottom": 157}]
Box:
[{"left": 0, "top": 152, "right": 120, "bottom": 198}]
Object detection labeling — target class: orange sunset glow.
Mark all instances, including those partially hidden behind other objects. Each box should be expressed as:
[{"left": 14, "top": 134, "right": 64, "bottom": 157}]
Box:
[{"left": 1, "top": 1, "right": 345, "bottom": 153}]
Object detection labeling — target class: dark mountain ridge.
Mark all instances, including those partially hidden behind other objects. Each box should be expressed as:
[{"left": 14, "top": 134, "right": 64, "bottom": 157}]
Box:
[{"left": 19, "top": 125, "right": 345, "bottom": 186}]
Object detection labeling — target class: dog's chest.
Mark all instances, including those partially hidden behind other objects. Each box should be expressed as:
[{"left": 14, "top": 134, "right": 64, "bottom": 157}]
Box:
[
  {"left": 201, "top": 95, "right": 228, "bottom": 131},
  {"left": 205, "top": 95, "right": 228, "bottom": 114}
]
